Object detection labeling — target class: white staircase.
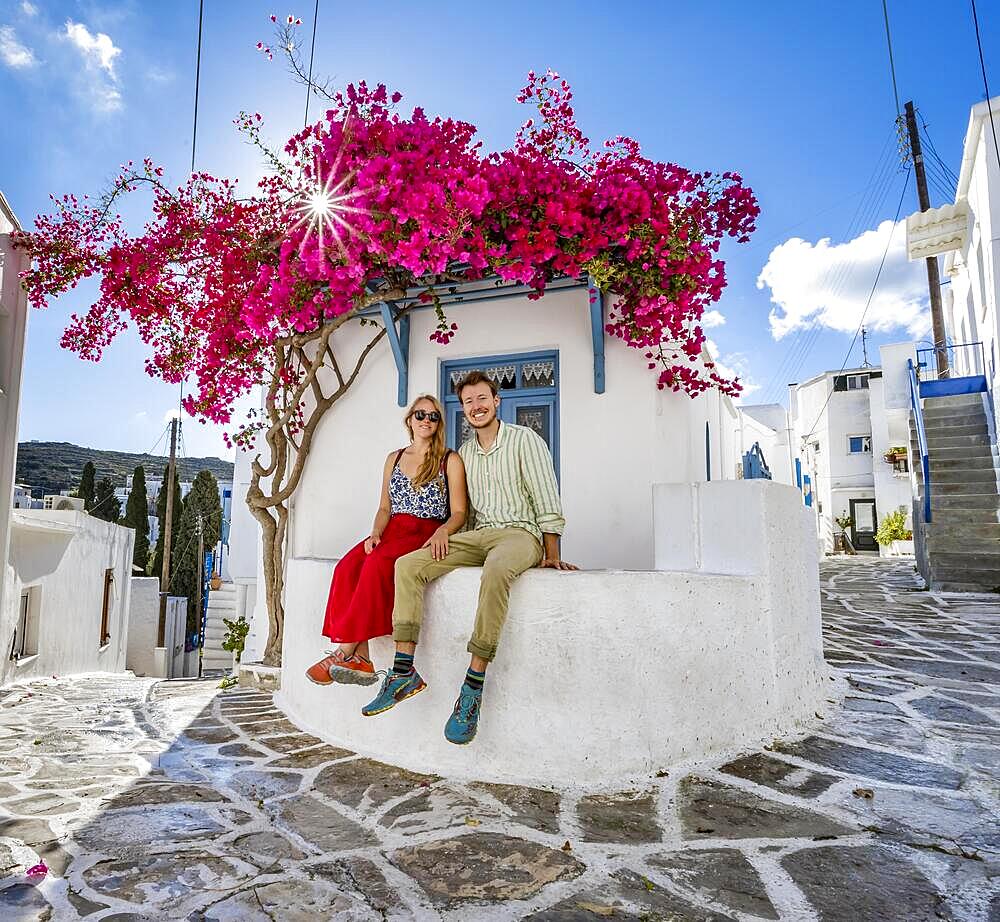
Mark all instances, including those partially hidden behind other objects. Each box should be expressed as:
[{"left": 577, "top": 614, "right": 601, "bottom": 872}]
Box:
[{"left": 202, "top": 582, "right": 237, "bottom": 673}]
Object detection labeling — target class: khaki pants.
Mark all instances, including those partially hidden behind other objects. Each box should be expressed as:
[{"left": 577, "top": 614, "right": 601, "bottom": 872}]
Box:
[{"left": 392, "top": 527, "right": 543, "bottom": 661}]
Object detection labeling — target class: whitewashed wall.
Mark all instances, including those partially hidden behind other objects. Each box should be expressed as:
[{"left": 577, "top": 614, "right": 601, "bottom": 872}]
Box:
[
  {"left": 0, "top": 205, "right": 29, "bottom": 639},
  {"left": 2, "top": 511, "right": 134, "bottom": 686},
  {"left": 125, "top": 576, "right": 161, "bottom": 677},
  {"left": 942, "top": 98, "right": 1000, "bottom": 434},
  {"left": 289, "top": 286, "right": 739, "bottom": 571},
  {"left": 278, "top": 480, "right": 826, "bottom": 787}
]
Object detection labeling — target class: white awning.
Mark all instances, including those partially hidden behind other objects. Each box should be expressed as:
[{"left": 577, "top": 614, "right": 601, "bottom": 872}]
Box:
[{"left": 905, "top": 199, "right": 969, "bottom": 260}]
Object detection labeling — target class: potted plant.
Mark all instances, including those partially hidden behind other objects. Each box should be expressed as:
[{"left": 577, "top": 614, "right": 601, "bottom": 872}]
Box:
[
  {"left": 833, "top": 515, "right": 853, "bottom": 553},
  {"left": 222, "top": 615, "right": 250, "bottom": 672},
  {"left": 875, "top": 508, "right": 914, "bottom": 557},
  {"left": 882, "top": 446, "right": 909, "bottom": 475}
]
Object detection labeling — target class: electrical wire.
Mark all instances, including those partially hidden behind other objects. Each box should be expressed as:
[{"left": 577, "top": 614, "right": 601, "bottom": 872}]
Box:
[
  {"left": 882, "top": 0, "right": 902, "bottom": 118},
  {"left": 759, "top": 131, "right": 895, "bottom": 400},
  {"left": 971, "top": 0, "right": 1000, "bottom": 175},
  {"left": 800, "top": 170, "right": 912, "bottom": 443},
  {"left": 918, "top": 118, "right": 960, "bottom": 186},
  {"left": 759, "top": 131, "right": 901, "bottom": 402},
  {"left": 304, "top": 0, "right": 319, "bottom": 126},
  {"left": 190, "top": 0, "right": 204, "bottom": 174}
]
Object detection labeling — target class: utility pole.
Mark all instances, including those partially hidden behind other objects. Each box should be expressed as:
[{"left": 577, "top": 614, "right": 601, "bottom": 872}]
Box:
[
  {"left": 196, "top": 512, "right": 204, "bottom": 678},
  {"left": 157, "top": 417, "right": 179, "bottom": 646},
  {"left": 904, "top": 101, "right": 949, "bottom": 379}
]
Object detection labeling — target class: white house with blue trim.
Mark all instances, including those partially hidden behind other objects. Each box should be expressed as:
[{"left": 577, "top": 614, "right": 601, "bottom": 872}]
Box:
[{"left": 226, "top": 275, "right": 829, "bottom": 786}]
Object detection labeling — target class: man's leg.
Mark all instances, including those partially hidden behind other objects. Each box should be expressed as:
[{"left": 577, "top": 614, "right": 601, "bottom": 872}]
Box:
[
  {"left": 469, "top": 528, "right": 543, "bottom": 662},
  {"left": 445, "top": 528, "right": 542, "bottom": 745},
  {"left": 362, "top": 534, "right": 487, "bottom": 717}
]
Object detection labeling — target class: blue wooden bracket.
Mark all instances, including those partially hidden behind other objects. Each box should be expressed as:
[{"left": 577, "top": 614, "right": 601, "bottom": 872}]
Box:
[
  {"left": 380, "top": 302, "right": 410, "bottom": 407},
  {"left": 588, "top": 276, "right": 606, "bottom": 394}
]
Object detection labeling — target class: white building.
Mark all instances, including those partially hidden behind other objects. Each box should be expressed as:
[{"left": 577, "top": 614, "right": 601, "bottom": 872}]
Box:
[
  {"left": 787, "top": 345, "right": 916, "bottom": 555},
  {"left": 0, "top": 190, "right": 137, "bottom": 686},
  {"left": 3, "top": 511, "right": 135, "bottom": 685},
  {"left": 0, "top": 193, "right": 30, "bottom": 644},
  {"left": 224, "top": 278, "right": 827, "bottom": 784},
  {"left": 231, "top": 279, "right": 768, "bottom": 657},
  {"left": 905, "top": 96, "right": 999, "bottom": 421}
]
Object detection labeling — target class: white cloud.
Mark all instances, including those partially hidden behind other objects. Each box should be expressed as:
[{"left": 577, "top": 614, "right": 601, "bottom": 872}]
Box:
[
  {"left": 63, "top": 20, "right": 120, "bottom": 75},
  {"left": 21, "top": 2, "right": 38, "bottom": 16},
  {"left": 0, "top": 26, "right": 36, "bottom": 68},
  {"left": 61, "top": 20, "right": 123, "bottom": 112},
  {"left": 758, "top": 218, "right": 932, "bottom": 341},
  {"left": 706, "top": 338, "right": 760, "bottom": 401},
  {"left": 701, "top": 310, "right": 726, "bottom": 328}
]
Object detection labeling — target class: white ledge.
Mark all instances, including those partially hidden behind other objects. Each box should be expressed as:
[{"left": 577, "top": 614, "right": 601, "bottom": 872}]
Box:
[{"left": 277, "top": 481, "right": 826, "bottom": 787}]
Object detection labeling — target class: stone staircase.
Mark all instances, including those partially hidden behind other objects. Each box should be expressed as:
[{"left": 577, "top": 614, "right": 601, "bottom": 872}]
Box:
[
  {"left": 202, "top": 582, "right": 237, "bottom": 673},
  {"left": 911, "top": 393, "right": 1000, "bottom": 592}
]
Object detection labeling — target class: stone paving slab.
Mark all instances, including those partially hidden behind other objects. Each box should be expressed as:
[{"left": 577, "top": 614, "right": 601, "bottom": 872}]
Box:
[{"left": 0, "top": 558, "right": 997, "bottom": 919}]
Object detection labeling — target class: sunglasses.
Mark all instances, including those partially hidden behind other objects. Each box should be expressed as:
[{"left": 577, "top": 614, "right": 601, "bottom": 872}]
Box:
[{"left": 412, "top": 409, "right": 441, "bottom": 422}]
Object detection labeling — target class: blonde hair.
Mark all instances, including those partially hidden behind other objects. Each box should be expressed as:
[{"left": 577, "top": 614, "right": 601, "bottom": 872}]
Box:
[{"left": 404, "top": 394, "right": 448, "bottom": 490}]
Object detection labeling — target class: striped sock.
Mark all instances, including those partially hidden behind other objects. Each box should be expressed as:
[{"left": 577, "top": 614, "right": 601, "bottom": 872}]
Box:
[
  {"left": 393, "top": 651, "right": 415, "bottom": 676},
  {"left": 464, "top": 667, "right": 486, "bottom": 693}
]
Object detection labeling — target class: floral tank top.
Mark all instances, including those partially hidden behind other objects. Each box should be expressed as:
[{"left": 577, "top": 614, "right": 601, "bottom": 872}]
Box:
[{"left": 388, "top": 449, "right": 449, "bottom": 520}]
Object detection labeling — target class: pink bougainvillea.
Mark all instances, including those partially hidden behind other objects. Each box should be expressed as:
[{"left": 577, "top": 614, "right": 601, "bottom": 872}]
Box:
[{"left": 15, "top": 69, "right": 758, "bottom": 437}]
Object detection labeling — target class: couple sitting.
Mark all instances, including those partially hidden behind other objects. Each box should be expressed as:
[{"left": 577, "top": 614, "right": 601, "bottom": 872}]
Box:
[{"left": 306, "top": 370, "right": 576, "bottom": 745}]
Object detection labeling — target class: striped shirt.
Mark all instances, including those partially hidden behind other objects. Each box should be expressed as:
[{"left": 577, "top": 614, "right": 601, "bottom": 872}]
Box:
[{"left": 458, "top": 421, "right": 565, "bottom": 542}]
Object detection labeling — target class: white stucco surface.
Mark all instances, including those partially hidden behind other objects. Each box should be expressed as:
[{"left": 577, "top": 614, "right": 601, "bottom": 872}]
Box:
[
  {"left": 2, "top": 511, "right": 134, "bottom": 686},
  {"left": 277, "top": 480, "right": 826, "bottom": 787},
  {"left": 288, "top": 286, "right": 744, "bottom": 572},
  {"left": 125, "top": 576, "right": 161, "bottom": 677}
]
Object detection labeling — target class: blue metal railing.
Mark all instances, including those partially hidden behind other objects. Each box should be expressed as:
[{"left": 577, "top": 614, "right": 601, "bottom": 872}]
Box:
[
  {"left": 908, "top": 358, "right": 932, "bottom": 524},
  {"left": 742, "top": 442, "right": 772, "bottom": 480},
  {"left": 916, "top": 341, "right": 986, "bottom": 381}
]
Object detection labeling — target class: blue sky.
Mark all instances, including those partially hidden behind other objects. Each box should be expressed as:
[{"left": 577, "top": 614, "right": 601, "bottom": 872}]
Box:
[{"left": 0, "top": 0, "right": 995, "bottom": 461}]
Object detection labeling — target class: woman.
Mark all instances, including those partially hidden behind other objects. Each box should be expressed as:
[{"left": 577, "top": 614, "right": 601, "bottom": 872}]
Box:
[{"left": 306, "top": 394, "right": 467, "bottom": 686}]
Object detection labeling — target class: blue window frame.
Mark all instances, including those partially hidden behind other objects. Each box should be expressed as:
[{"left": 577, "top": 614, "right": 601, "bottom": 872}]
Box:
[
  {"left": 848, "top": 435, "right": 872, "bottom": 454},
  {"left": 440, "top": 350, "right": 560, "bottom": 476}
]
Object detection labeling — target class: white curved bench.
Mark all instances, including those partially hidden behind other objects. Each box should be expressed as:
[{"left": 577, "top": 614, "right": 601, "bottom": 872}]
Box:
[{"left": 276, "top": 481, "right": 826, "bottom": 787}]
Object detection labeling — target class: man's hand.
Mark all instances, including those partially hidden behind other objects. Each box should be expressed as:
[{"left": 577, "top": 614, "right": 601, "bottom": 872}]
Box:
[
  {"left": 539, "top": 557, "right": 578, "bottom": 571},
  {"left": 364, "top": 532, "right": 382, "bottom": 555},
  {"left": 422, "top": 526, "right": 451, "bottom": 561}
]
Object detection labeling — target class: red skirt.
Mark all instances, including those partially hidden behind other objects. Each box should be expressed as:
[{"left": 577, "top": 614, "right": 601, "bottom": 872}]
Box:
[{"left": 321, "top": 513, "right": 443, "bottom": 643}]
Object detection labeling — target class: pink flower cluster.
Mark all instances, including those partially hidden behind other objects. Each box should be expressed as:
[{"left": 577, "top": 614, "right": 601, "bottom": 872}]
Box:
[{"left": 14, "top": 69, "right": 758, "bottom": 430}]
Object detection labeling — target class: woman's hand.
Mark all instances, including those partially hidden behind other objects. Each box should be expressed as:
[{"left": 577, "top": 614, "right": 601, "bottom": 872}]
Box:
[
  {"left": 364, "top": 532, "right": 382, "bottom": 555},
  {"left": 422, "top": 526, "right": 450, "bottom": 561}
]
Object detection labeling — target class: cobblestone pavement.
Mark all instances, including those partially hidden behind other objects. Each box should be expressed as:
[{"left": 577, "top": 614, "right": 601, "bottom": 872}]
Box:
[{"left": 0, "top": 558, "right": 998, "bottom": 920}]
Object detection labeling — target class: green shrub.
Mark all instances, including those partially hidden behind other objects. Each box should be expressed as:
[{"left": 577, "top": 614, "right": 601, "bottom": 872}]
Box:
[
  {"left": 222, "top": 616, "right": 250, "bottom": 663},
  {"left": 876, "top": 508, "right": 912, "bottom": 545}
]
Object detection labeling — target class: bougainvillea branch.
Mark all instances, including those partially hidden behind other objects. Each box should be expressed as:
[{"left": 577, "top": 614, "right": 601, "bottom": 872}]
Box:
[{"left": 14, "top": 19, "right": 758, "bottom": 664}]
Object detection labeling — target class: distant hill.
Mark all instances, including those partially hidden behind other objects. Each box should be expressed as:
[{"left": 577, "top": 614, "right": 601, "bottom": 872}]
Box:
[{"left": 16, "top": 441, "right": 234, "bottom": 498}]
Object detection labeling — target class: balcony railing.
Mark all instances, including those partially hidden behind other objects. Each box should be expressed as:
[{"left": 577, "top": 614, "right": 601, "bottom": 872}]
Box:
[
  {"left": 908, "top": 358, "right": 931, "bottom": 524},
  {"left": 916, "top": 341, "right": 986, "bottom": 382}
]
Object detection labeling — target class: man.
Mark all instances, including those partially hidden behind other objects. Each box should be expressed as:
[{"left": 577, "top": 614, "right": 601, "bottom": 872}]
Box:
[{"left": 362, "top": 369, "right": 576, "bottom": 744}]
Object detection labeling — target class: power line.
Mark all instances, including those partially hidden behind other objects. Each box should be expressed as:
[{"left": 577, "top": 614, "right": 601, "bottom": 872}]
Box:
[
  {"left": 882, "top": 0, "right": 902, "bottom": 118},
  {"left": 918, "top": 117, "right": 960, "bottom": 186},
  {"left": 761, "top": 137, "right": 903, "bottom": 402},
  {"left": 971, "top": 0, "right": 1000, "bottom": 175},
  {"left": 190, "top": 0, "right": 204, "bottom": 174},
  {"left": 304, "top": 0, "right": 320, "bottom": 126},
  {"left": 759, "top": 129, "right": 898, "bottom": 402},
  {"left": 800, "top": 170, "right": 911, "bottom": 442}
]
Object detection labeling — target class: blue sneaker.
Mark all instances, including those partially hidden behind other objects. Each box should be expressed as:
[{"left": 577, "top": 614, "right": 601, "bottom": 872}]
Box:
[
  {"left": 361, "top": 669, "right": 427, "bottom": 717},
  {"left": 444, "top": 687, "right": 482, "bottom": 745}
]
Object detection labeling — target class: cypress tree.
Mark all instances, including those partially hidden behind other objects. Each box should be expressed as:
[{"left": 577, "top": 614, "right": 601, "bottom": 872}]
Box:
[
  {"left": 91, "top": 477, "right": 121, "bottom": 522},
  {"left": 123, "top": 466, "right": 150, "bottom": 572},
  {"left": 170, "top": 470, "right": 223, "bottom": 641},
  {"left": 150, "top": 465, "right": 183, "bottom": 580},
  {"left": 78, "top": 461, "right": 96, "bottom": 511}
]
